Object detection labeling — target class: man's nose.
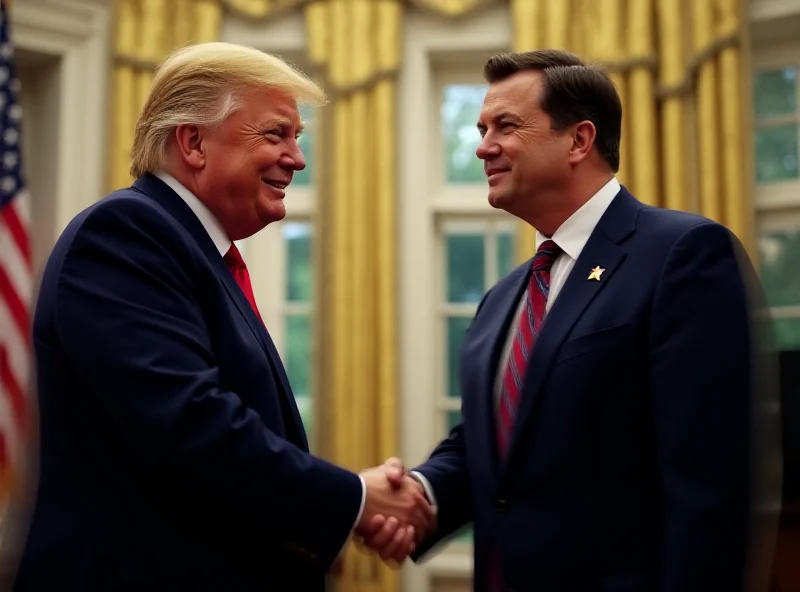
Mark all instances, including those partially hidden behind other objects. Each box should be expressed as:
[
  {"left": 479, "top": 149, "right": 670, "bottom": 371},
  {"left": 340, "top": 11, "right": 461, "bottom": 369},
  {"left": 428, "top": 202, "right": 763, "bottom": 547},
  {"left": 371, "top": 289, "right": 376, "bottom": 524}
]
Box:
[
  {"left": 282, "top": 141, "right": 306, "bottom": 171},
  {"left": 476, "top": 137, "right": 499, "bottom": 160}
]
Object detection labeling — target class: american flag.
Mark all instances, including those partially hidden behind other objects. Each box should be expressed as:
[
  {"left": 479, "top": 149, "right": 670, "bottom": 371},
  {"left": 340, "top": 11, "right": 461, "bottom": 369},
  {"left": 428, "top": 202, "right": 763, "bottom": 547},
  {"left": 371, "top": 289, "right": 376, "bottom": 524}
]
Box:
[{"left": 0, "top": 0, "right": 30, "bottom": 502}]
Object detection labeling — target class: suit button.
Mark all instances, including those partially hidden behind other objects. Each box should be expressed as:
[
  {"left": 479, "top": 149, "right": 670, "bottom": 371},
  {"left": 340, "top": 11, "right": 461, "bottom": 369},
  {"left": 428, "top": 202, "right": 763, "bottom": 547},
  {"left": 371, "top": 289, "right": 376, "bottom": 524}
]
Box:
[{"left": 496, "top": 498, "right": 507, "bottom": 512}]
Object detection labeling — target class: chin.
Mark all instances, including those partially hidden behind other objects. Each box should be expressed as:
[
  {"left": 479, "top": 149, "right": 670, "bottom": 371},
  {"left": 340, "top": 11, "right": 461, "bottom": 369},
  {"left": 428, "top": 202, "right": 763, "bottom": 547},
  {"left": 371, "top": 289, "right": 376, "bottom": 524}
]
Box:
[
  {"left": 259, "top": 204, "right": 286, "bottom": 226},
  {"left": 487, "top": 191, "right": 508, "bottom": 210}
]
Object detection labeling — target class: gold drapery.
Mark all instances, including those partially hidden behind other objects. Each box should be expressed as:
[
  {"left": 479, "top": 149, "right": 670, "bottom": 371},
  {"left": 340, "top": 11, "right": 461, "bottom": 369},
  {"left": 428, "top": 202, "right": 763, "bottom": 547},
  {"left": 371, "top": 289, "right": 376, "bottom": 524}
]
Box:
[
  {"left": 221, "top": 0, "right": 307, "bottom": 18},
  {"left": 108, "top": 0, "right": 222, "bottom": 192},
  {"left": 510, "top": 0, "right": 753, "bottom": 263},
  {"left": 408, "top": 0, "right": 500, "bottom": 17},
  {"left": 305, "top": 1, "right": 401, "bottom": 590}
]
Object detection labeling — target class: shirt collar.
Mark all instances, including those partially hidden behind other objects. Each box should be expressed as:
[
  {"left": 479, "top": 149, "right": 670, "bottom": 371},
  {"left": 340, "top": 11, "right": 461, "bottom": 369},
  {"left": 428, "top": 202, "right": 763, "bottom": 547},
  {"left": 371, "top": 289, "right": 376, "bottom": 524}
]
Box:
[
  {"left": 155, "top": 170, "right": 231, "bottom": 256},
  {"left": 535, "top": 176, "right": 620, "bottom": 261}
]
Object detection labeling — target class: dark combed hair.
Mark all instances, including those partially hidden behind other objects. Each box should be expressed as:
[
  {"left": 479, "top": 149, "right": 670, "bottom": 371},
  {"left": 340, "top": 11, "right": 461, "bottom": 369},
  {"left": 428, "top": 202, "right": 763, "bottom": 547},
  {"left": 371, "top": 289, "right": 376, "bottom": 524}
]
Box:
[{"left": 483, "top": 49, "right": 622, "bottom": 172}]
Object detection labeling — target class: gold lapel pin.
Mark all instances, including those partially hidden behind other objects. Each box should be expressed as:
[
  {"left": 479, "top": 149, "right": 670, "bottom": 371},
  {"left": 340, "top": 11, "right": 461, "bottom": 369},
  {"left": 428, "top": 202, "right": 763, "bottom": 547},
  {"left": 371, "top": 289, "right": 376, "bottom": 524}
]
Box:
[{"left": 588, "top": 266, "right": 605, "bottom": 281}]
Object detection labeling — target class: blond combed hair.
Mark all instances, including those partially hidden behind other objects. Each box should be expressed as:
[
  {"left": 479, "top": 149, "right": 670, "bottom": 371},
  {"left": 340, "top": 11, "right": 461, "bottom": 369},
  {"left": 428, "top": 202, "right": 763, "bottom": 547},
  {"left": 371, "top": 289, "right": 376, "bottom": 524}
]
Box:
[{"left": 130, "top": 42, "right": 326, "bottom": 178}]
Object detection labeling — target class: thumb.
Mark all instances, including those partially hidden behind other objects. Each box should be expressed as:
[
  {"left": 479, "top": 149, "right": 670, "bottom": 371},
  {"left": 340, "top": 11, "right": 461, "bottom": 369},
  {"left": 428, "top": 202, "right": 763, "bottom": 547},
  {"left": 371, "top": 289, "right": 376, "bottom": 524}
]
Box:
[{"left": 382, "top": 456, "right": 405, "bottom": 487}]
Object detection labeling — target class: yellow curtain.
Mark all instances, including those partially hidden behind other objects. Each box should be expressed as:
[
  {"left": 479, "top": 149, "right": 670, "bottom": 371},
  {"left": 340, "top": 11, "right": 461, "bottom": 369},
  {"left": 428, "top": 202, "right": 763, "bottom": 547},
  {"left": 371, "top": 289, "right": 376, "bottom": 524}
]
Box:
[
  {"left": 220, "top": 0, "right": 305, "bottom": 18},
  {"left": 510, "top": 0, "right": 753, "bottom": 263},
  {"left": 108, "top": 0, "right": 222, "bottom": 192},
  {"left": 304, "top": 1, "right": 401, "bottom": 591},
  {"left": 408, "top": 0, "right": 501, "bottom": 17}
]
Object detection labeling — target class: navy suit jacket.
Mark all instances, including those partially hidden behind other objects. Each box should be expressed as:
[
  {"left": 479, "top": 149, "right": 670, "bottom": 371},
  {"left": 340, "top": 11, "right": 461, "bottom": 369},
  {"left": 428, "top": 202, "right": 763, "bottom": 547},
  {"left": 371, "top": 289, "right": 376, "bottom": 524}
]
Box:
[
  {"left": 414, "top": 187, "right": 760, "bottom": 592},
  {"left": 14, "top": 174, "right": 362, "bottom": 592}
]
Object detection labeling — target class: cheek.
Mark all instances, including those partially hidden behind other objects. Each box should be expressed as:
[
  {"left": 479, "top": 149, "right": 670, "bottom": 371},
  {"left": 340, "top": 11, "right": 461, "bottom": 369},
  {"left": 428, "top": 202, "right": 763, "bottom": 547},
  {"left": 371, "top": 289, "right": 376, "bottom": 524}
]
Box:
[{"left": 254, "top": 143, "right": 283, "bottom": 168}]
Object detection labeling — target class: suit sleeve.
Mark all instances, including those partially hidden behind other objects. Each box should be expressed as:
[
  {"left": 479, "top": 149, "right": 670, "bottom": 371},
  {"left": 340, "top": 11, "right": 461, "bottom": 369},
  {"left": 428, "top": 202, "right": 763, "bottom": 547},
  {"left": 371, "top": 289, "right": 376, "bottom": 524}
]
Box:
[
  {"left": 649, "top": 221, "right": 754, "bottom": 591},
  {"left": 52, "top": 199, "right": 362, "bottom": 570},
  {"left": 410, "top": 425, "right": 472, "bottom": 558},
  {"left": 409, "top": 290, "right": 495, "bottom": 558}
]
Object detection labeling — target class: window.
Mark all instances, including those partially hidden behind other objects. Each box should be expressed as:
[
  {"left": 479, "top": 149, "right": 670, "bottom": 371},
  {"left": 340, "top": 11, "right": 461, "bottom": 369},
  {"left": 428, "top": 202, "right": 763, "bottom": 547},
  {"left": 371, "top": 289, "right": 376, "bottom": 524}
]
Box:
[
  {"left": 442, "top": 84, "right": 487, "bottom": 184},
  {"left": 754, "top": 47, "right": 800, "bottom": 351},
  {"left": 754, "top": 67, "right": 798, "bottom": 183},
  {"left": 398, "top": 6, "right": 511, "bottom": 587},
  {"left": 283, "top": 219, "right": 314, "bottom": 434},
  {"left": 439, "top": 220, "right": 516, "bottom": 438}
]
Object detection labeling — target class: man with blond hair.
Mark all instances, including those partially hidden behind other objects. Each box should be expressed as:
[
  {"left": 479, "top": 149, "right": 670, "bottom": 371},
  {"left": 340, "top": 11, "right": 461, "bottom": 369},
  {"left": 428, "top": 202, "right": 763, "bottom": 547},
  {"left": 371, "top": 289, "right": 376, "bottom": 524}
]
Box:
[{"left": 13, "top": 43, "right": 432, "bottom": 592}]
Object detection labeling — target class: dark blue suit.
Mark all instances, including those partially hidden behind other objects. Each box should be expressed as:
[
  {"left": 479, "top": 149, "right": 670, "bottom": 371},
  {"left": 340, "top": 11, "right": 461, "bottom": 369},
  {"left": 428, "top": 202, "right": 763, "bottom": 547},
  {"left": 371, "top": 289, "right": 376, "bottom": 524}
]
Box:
[
  {"left": 14, "top": 174, "right": 362, "bottom": 592},
  {"left": 414, "top": 188, "right": 758, "bottom": 591}
]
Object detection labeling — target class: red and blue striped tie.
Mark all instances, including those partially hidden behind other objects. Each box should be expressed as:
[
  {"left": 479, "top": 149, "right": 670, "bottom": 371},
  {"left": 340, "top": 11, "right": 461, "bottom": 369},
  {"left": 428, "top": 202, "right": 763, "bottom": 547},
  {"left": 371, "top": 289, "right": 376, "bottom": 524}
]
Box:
[
  {"left": 490, "top": 240, "right": 560, "bottom": 591},
  {"left": 496, "top": 239, "right": 560, "bottom": 457}
]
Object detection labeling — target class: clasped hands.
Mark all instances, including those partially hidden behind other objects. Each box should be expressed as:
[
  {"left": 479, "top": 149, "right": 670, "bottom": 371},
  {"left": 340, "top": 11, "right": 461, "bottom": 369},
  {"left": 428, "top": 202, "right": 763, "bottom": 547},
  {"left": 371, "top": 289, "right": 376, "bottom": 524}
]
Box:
[{"left": 354, "top": 457, "right": 437, "bottom": 566}]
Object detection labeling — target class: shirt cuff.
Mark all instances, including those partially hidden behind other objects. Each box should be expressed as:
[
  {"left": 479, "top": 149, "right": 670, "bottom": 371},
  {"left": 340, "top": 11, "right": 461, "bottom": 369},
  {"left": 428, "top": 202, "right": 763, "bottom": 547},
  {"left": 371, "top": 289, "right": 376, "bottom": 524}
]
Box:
[
  {"left": 409, "top": 471, "right": 438, "bottom": 508},
  {"left": 338, "top": 475, "right": 367, "bottom": 557}
]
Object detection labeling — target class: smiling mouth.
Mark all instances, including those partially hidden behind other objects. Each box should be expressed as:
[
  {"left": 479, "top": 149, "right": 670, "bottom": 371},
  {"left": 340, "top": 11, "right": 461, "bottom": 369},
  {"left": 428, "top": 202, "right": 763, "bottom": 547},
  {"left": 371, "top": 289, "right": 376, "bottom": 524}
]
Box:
[{"left": 262, "top": 179, "right": 289, "bottom": 190}]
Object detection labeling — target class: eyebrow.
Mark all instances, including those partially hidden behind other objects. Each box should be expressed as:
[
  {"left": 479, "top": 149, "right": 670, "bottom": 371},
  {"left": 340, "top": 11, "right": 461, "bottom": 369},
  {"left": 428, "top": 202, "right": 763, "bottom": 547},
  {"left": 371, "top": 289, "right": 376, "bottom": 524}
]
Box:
[
  {"left": 264, "top": 117, "right": 305, "bottom": 134},
  {"left": 476, "top": 110, "right": 522, "bottom": 130}
]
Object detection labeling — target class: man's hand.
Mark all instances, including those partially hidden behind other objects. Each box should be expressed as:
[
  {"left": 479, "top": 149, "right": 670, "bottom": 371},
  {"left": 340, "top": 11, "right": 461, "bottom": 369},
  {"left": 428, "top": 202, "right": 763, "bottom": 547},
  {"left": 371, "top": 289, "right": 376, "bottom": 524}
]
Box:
[{"left": 355, "top": 458, "right": 436, "bottom": 565}]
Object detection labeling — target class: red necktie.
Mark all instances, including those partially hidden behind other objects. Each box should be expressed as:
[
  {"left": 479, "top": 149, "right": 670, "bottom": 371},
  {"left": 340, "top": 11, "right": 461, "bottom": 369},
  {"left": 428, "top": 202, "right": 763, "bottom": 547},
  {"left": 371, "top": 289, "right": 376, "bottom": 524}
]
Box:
[
  {"left": 496, "top": 239, "right": 560, "bottom": 458},
  {"left": 490, "top": 240, "right": 561, "bottom": 592},
  {"left": 223, "top": 244, "right": 263, "bottom": 323}
]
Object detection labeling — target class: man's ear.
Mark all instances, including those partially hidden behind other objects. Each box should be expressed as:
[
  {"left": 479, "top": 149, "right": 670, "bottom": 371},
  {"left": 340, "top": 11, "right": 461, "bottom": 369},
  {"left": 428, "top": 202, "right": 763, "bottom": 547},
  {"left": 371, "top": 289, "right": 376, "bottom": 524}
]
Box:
[
  {"left": 568, "top": 120, "right": 596, "bottom": 165},
  {"left": 174, "top": 124, "right": 206, "bottom": 170}
]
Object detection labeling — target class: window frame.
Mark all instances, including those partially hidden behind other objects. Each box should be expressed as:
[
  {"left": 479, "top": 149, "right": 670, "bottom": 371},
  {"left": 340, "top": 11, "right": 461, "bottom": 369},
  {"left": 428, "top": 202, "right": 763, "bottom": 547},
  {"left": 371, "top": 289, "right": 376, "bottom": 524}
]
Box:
[
  {"left": 398, "top": 4, "right": 511, "bottom": 588},
  {"left": 752, "top": 44, "right": 800, "bottom": 210},
  {"left": 753, "top": 37, "right": 800, "bottom": 344}
]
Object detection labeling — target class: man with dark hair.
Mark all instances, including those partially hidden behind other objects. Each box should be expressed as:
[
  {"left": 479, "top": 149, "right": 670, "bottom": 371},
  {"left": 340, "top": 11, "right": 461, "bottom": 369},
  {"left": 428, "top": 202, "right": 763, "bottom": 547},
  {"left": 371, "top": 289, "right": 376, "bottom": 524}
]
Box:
[{"left": 363, "top": 49, "right": 763, "bottom": 591}]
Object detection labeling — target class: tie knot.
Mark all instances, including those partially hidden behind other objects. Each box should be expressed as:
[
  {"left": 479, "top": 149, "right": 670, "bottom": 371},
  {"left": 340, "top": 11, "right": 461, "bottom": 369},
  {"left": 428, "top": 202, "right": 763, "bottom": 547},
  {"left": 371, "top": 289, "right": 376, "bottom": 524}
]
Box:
[
  {"left": 532, "top": 239, "right": 560, "bottom": 272},
  {"left": 223, "top": 243, "right": 245, "bottom": 269}
]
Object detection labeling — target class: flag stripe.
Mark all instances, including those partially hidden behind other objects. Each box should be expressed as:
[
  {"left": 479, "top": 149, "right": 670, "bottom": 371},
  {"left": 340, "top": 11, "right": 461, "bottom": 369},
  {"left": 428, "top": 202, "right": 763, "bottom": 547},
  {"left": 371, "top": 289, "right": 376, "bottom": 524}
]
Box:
[
  {"left": 0, "top": 0, "right": 31, "bottom": 482},
  {"left": 0, "top": 301, "right": 27, "bottom": 396},
  {"left": 0, "top": 267, "right": 28, "bottom": 343},
  {"left": 1, "top": 196, "right": 30, "bottom": 266},
  {"left": 0, "top": 207, "right": 31, "bottom": 305},
  {"left": 0, "top": 345, "right": 24, "bottom": 427}
]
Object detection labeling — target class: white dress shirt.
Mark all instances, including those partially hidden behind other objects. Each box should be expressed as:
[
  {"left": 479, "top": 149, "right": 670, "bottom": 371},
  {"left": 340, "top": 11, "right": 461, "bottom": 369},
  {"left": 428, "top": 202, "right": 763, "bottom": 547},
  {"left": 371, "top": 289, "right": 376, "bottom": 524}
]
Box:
[
  {"left": 153, "top": 171, "right": 366, "bottom": 544},
  {"left": 414, "top": 176, "right": 620, "bottom": 508},
  {"left": 156, "top": 171, "right": 231, "bottom": 256}
]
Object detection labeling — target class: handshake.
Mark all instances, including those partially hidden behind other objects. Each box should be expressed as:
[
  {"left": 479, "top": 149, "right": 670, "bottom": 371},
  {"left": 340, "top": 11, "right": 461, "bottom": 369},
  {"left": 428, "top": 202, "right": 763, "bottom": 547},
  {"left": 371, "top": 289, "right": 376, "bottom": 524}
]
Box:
[{"left": 352, "top": 457, "right": 437, "bottom": 566}]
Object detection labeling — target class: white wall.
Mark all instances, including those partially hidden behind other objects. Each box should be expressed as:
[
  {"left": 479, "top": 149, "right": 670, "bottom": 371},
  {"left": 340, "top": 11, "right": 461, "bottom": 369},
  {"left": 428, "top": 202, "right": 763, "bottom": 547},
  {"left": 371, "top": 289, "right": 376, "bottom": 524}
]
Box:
[{"left": 12, "top": 0, "right": 111, "bottom": 276}]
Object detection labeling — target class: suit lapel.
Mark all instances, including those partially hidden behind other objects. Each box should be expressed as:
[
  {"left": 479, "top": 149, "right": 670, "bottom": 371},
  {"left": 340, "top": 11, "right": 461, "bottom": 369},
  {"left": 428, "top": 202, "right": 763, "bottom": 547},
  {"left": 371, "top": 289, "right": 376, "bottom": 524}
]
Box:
[
  {"left": 210, "top": 256, "right": 308, "bottom": 448},
  {"left": 463, "top": 265, "right": 531, "bottom": 488},
  {"left": 499, "top": 188, "right": 640, "bottom": 479},
  {"left": 133, "top": 175, "right": 307, "bottom": 447}
]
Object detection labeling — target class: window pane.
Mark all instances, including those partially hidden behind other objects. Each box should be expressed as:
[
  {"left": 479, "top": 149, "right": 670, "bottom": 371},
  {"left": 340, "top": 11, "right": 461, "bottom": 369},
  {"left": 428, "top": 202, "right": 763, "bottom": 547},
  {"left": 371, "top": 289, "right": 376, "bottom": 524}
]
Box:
[
  {"left": 285, "top": 313, "right": 311, "bottom": 395},
  {"left": 455, "top": 524, "right": 473, "bottom": 542},
  {"left": 442, "top": 84, "right": 487, "bottom": 184},
  {"left": 446, "top": 231, "right": 485, "bottom": 303},
  {"left": 498, "top": 230, "right": 515, "bottom": 278},
  {"left": 772, "top": 317, "right": 800, "bottom": 350},
  {"left": 296, "top": 393, "right": 313, "bottom": 443},
  {"left": 285, "top": 222, "right": 313, "bottom": 302},
  {"left": 446, "top": 410, "right": 461, "bottom": 434},
  {"left": 759, "top": 230, "right": 800, "bottom": 307},
  {"left": 447, "top": 316, "right": 472, "bottom": 397},
  {"left": 755, "top": 124, "right": 799, "bottom": 182},
  {"left": 293, "top": 105, "right": 314, "bottom": 186},
  {"left": 754, "top": 67, "right": 797, "bottom": 119}
]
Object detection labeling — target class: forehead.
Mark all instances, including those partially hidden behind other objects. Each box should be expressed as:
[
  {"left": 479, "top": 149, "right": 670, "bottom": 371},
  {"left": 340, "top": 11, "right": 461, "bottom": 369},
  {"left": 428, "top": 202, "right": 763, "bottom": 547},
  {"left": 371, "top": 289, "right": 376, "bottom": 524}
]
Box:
[
  {"left": 479, "top": 70, "right": 544, "bottom": 120},
  {"left": 238, "top": 88, "right": 302, "bottom": 126}
]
